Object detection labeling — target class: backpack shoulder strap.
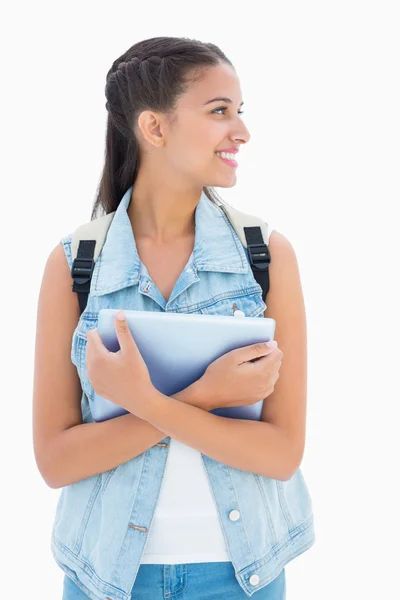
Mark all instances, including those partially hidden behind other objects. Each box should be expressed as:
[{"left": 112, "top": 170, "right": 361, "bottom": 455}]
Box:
[
  {"left": 70, "top": 211, "right": 115, "bottom": 314},
  {"left": 69, "top": 202, "right": 272, "bottom": 314},
  {"left": 217, "top": 202, "right": 271, "bottom": 304}
]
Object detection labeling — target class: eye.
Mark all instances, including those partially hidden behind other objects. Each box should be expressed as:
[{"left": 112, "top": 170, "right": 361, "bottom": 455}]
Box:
[{"left": 212, "top": 106, "right": 245, "bottom": 116}]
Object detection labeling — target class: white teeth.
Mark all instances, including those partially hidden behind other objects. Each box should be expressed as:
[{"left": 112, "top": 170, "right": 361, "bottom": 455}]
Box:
[{"left": 216, "top": 152, "right": 236, "bottom": 160}]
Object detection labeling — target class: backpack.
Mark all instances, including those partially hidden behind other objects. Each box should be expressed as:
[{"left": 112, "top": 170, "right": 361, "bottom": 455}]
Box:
[{"left": 70, "top": 200, "right": 271, "bottom": 315}]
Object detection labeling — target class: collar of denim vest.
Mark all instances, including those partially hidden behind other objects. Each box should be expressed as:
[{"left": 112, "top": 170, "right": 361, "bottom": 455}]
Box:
[{"left": 91, "top": 185, "right": 250, "bottom": 296}]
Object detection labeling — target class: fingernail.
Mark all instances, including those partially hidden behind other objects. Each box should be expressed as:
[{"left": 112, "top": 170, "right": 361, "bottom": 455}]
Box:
[
  {"left": 266, "top": 340, "right": 277, "bottom": 348},
  {"left": 117, "top": 310, "right": 125, "bottom": 321}
]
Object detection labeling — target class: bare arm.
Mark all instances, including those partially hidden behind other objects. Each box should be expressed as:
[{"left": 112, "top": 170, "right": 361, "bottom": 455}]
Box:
[
  {"left": 32, "top": 243, "right": 207, "bottom": 490},
  {"left": 134, "top": 388, "right": 295, "bottom": 481},
  {"left": 46, "top": 386, "right": 202, "bottom": 489}
]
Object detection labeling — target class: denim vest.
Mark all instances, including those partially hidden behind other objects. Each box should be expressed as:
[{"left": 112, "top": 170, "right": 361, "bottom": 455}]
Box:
[{"left": 51, "top": 185, "right": 315, "bottom": 600}]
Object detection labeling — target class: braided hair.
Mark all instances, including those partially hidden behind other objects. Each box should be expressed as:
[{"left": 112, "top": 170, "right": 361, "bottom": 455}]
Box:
[{"left": 91, "top": 36, "right": 234, "bottom": 220}]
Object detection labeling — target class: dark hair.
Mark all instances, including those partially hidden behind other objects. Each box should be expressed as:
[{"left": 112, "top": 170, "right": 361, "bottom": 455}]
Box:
[{"left": 90, "top": 36, "right": 234, "bottom": 221}]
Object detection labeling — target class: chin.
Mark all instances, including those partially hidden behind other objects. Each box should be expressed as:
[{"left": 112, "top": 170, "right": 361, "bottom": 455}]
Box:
[{"left": 207, "top": 175, "right": 237, "bottom": 189}]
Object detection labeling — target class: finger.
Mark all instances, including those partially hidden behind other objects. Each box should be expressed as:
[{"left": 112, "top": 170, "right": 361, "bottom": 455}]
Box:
[
  {"left": 236, "top": 344, "right": 274, "bottom": 365},
  {"left": 249, "top": 351, "right": 277, "bottom": 371},
  {"left": 114, "top": 310, "right": 137, "bottom": 354},
  {"left": 87, "top": 328, "right": 110, "bottom": 356}
]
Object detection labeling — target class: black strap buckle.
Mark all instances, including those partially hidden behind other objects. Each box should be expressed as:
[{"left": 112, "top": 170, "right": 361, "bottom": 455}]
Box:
[
  {"left": 247, "top": 243, "right": 271, "bottom": 270},
  {"left": 71, "top": 257, "right": 95, "bottom": 285}
]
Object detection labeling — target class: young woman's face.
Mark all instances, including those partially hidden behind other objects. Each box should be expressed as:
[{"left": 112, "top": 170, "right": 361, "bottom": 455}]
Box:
[{"left": 159, "top": 62, "right": 251, "bottom": 188}]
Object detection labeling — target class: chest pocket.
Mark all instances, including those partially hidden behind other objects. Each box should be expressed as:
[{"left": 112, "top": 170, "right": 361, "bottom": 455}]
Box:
[{"left": 196, "top": 286, "right": 266, "bottom": 318}]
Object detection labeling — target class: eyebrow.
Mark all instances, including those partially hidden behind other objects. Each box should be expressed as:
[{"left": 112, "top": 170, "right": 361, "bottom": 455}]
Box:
[{"left": 203, "top": 97, "right": 244, "bottom": 106}]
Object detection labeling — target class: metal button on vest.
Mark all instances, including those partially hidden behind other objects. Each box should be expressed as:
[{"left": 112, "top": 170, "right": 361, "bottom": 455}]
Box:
[
  {"left": 249, "top": 574, "right": 260, "bottom": 586},
  {"left": 229, "top": 509, "right": 240, "bottom": 521}
]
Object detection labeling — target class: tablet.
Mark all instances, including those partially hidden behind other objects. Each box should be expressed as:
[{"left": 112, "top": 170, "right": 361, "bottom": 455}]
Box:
[{"left": 92, "top": 308, "right": 276, "bottom": 423}]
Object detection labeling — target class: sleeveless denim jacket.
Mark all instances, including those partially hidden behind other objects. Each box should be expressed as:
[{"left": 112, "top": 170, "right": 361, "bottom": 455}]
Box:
[{"left": 51, "top": 185, "right": 315, "bottom": 600}]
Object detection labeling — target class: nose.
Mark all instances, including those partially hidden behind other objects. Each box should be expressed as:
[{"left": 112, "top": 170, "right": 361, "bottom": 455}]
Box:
[{"left": 231, "top": 121, "right": 251, "bottom": 146}]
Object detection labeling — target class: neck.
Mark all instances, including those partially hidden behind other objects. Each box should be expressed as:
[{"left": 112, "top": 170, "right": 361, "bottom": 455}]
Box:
[{"left": 127, "top": 174, "right": 203, "bottom": 245}]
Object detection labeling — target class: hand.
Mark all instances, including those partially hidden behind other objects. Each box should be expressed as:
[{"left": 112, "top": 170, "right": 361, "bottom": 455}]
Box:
[
  {"left": 198, "top": 341, "right": 283, "bottom": 412},
  {"left": 86, "top": 310, "right": 156, "bottom": 417}
]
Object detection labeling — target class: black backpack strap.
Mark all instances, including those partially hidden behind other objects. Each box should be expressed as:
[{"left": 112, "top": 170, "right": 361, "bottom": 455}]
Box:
[
  {"left": 70, "top": 211, "right": 116, "bottom": 315},
  {"left": 71, "top": 240, "right": 96, "bottom": 314},
  {"left": 244, "top": 226, "right": 271, "bottom": 304},
  {"left": 216, "top": 202, "right": 272, "bottom": 305},
  {"left": 69, "top": 204, "right": 271, "bottom": 313},
  {"left": 71, "top": 231, "right": 270, "bottom": 312}
]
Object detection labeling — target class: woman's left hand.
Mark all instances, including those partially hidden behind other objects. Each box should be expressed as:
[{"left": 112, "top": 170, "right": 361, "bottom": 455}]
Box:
[{"left": 86, "top": 310, "right": 157, "bottom": 418}]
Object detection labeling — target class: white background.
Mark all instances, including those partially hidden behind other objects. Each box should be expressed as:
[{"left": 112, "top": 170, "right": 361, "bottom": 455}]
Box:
[{"left": 1, "top": 1, "right": 399, "bottom": 598}]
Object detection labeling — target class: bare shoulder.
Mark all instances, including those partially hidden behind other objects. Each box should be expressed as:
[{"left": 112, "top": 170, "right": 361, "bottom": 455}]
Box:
[
  {"left": 264, "top": 229, "right": 303, "bottom": 319},
  {"left": 268, "top": 229, "right": 299, "bottom": 264},
  {"left": 32, "top": 242, "right": 83, "bottom": 486},
  {"left": 46, "top": 241, "right": 79, "bottom": 297}
]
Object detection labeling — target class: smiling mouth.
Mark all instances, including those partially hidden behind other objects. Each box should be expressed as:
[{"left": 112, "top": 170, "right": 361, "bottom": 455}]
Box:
[{"left": 215, "top": 153, "right": 238, "bottom": 168}]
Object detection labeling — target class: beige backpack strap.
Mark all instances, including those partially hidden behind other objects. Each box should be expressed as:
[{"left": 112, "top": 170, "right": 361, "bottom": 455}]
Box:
[
  {"left": 217, "top": 202, "right": 271, "bottom": 246},
  {"left": 217, "top": 202, "right": 272, "bottom": 303},
  {"left": 71, "top": 211, "right": 115, "bottom": 262},
  {"left": 70, "top": 211, "right": 116, "bottom": 314}
]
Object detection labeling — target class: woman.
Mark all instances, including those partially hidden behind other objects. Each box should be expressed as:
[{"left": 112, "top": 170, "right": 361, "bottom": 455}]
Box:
[{"left": 33, "top": 36, "right": 315, "bottom": 599}]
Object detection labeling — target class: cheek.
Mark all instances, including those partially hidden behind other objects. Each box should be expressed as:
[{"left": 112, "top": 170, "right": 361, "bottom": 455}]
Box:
[
  {"left": 169, "top": 141, "right": 211, "bottom": 173},
  {"left": 169, "top": 118, "right": 221, "bottom": 170}
]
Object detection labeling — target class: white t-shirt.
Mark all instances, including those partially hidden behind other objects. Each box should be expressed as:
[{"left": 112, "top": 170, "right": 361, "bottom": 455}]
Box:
[{"left": 140, "top": 437, "right": 231, "bottom": 564}]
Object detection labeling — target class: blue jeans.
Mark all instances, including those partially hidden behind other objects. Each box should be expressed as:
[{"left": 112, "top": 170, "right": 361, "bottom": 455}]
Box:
[{"left": 62, "top": 562, "right": 286, "bottom": 599}]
